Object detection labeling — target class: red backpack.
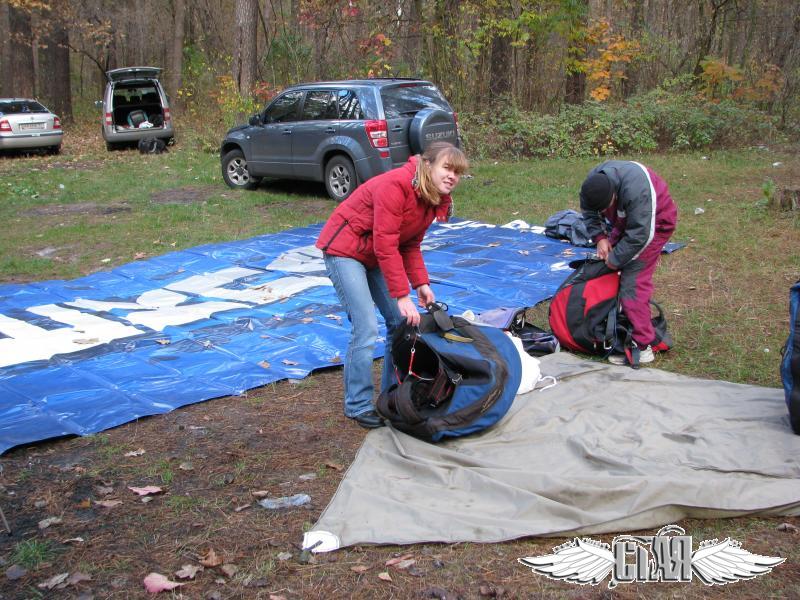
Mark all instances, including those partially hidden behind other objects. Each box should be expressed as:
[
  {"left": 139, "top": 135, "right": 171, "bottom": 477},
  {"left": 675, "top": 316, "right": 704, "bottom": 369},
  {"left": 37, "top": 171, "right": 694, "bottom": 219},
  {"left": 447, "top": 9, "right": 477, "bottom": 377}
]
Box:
[{"left": 548, "top": 259, "right": 671, "bottom": 365}]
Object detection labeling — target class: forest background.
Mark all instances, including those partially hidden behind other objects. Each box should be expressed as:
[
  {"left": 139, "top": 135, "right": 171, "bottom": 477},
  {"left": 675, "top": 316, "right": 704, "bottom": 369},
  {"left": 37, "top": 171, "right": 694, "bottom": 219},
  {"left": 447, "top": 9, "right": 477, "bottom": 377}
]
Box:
[{"left": 1, "top": 0, "right": 799, "bottom": 158}]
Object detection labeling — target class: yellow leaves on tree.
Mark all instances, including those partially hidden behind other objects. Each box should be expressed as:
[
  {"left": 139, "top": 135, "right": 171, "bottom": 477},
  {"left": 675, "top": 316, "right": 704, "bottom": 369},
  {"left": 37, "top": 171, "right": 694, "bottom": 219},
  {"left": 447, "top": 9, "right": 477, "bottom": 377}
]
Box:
[
  {"left": 701, "top": 58, "right": 784, "bottom": 104},
  {"left": 577, "top": 19, "right": 641, "bottom": 103}
]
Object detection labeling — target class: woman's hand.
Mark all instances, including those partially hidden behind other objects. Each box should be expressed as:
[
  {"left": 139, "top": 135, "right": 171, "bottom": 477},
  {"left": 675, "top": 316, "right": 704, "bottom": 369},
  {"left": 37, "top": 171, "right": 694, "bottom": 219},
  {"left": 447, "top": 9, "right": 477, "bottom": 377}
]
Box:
[
  {"left": 397, "top": 295, "right": 421, "bottom": 326},
  {"left": 415, "top": 284, "right": 435, "bottom": 308}
]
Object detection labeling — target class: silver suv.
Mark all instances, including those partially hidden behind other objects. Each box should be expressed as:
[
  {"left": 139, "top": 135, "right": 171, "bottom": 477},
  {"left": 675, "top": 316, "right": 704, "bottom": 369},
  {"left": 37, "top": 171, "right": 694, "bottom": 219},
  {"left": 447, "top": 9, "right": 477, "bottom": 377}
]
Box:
[
  {"left": 100, "top": 67, "right": 175, "bottom": 150},
  {"left": 219, "top": 79, "right": 459, "bottom": 201}
]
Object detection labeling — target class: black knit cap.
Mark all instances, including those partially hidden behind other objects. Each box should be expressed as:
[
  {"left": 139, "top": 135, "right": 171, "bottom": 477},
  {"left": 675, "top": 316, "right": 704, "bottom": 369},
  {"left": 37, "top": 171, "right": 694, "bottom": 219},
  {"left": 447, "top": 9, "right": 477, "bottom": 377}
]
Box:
[{"left": 580, "top": 172, "right": 613, "bottom": 212}]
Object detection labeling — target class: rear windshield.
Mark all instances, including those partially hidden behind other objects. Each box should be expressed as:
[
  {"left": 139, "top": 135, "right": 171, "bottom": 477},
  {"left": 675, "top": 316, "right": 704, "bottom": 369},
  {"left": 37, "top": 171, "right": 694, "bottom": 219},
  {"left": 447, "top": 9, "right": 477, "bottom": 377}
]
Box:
[
  {"left": 113, "top": 85, "right": 160, "bottom": 105},
  {"left": 380, "top": 84, "right": 451, "bottom": 118},
  {"left": 0, "top": 100, "right": 48, "bottom": 115}
]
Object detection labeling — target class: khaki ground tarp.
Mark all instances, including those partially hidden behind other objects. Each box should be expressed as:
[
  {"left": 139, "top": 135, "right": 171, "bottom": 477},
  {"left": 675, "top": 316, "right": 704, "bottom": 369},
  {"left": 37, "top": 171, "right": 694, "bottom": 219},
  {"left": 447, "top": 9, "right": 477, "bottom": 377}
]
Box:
[{"left": 308, "top": 353, "right": 800, "bottom": 551}]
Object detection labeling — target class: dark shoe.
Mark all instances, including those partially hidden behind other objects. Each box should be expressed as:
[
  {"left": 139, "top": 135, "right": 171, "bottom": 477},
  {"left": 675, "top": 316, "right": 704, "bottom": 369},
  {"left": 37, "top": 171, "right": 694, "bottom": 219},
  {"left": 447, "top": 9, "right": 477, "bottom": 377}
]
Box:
[{"left": 352, "top": 410, "right": 385, "bottom": 429}]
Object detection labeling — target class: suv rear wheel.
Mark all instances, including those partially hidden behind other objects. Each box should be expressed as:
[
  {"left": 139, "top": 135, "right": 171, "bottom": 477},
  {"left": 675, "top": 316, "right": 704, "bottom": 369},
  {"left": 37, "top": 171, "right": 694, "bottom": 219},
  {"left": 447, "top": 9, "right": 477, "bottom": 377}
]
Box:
[
  {"left": 324, "top": 155, "right": 356, "bottom": 202},
  {"left": 222, "top": 149, "right": 261, "bottom": 190}
]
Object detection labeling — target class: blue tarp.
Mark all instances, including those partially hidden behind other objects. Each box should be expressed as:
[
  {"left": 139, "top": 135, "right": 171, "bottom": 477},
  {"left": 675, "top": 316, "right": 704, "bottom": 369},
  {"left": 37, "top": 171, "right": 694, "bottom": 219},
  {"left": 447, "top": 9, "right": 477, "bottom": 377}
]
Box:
[{"left": 0, "top": 219, "right": 682, "bottom": 453}]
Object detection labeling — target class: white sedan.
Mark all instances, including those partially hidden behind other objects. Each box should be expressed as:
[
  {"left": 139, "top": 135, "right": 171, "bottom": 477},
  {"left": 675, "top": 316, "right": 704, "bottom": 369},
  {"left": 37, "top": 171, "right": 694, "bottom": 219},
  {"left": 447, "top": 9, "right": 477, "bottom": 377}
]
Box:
[{"left": 0, "top": 98, "right": 63, "bottom": 154}]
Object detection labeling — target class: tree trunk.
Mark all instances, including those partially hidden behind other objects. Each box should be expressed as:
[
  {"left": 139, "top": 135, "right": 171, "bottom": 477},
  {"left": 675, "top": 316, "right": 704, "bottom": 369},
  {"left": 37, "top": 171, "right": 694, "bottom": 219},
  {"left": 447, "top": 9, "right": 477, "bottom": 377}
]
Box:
[
  {"left": 0, "top": 1, "right": 10, "bottom": 97},
  {"left": 9, "top": 4, "right": 34, "bottom": 97},
  {"left": 564, "top": 0, "right": 589, "bottom": 105},
  {"left": 488, "top": 1, "right": 513, "bottom": 100},
  {"left": 168, "top": 0, "right": 186, "bottom": 101},
  {"left": 401, "top": 0, "right": 423, "bottom": 75},
  {"left": 232, "top": 0, "right": 258, "bottom": 96},
  {"left": 621, "top": 0, "right": 644, "bottom": 98},
  {"left": 43, "top": 13, "right": 72, "bottom": 122}
]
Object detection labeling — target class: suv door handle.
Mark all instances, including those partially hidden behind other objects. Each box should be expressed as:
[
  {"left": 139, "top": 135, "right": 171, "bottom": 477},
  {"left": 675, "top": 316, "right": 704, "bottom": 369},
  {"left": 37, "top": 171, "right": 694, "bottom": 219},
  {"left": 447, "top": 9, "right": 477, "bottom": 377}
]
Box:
[
  {"left": 391, "top": 126, "right": 403, "bottom": 131},
  {"left": 282, "top": 128, "right": 292, "bottom": 135},
  {"left": 325, "top": 127, "right": 336, "bottom": 134}
]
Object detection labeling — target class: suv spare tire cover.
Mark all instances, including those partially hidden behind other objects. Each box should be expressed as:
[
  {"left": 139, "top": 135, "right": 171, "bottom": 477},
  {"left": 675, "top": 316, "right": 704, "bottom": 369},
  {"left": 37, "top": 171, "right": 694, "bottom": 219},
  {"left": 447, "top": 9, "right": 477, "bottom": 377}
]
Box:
[{"left": 408, "top": 108, "right": 459, "bottom": 154}]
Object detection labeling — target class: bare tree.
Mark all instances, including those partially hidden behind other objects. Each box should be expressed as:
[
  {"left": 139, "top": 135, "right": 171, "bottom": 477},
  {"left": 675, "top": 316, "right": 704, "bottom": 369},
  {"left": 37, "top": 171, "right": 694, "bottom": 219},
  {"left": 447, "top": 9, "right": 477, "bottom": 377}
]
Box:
[
  {"left": 0, "top": 1, "right": 11, "bottom": 97},
  {"left": 168, "top": 0, "right": 186, "bottom": 101},
  {"left": 232, "top": 0, "right": 258, "bottom": 96}
]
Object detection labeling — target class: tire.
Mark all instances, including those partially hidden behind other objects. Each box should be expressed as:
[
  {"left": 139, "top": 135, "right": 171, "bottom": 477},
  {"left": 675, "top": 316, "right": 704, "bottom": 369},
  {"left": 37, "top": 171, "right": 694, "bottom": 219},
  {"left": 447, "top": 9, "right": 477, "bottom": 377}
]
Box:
[
  {"left": 324, "top": 155, "right": 356, "bottom": 202},
  {"left": 408, "top": 108, "right": 459, "bottom": 154},
  {"left": 221, "top": 149, "right": 261, "bottom": 190}
]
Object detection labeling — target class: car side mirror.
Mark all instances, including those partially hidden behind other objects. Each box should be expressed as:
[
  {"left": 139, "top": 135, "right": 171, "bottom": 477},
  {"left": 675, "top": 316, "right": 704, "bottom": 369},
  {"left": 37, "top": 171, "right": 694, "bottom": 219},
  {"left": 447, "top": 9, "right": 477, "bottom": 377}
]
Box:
[{"left": 249, "top": 113, "right": 263, "bottom": 126}]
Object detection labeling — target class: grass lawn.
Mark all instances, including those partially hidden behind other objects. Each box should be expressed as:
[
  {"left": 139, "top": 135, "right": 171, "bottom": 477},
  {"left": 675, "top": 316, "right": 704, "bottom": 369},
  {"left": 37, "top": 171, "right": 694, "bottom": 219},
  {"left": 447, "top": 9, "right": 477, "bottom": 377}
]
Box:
[{"left": 0, "top": 126, "right": 799, "bottom": 598}]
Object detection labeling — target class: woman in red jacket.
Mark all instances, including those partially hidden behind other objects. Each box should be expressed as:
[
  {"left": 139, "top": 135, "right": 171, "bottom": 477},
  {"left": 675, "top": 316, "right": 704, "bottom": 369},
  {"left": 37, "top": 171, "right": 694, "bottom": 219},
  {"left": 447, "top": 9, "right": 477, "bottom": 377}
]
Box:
[{"left": 316, "top": 142, "right": 468, "bottom": 428}]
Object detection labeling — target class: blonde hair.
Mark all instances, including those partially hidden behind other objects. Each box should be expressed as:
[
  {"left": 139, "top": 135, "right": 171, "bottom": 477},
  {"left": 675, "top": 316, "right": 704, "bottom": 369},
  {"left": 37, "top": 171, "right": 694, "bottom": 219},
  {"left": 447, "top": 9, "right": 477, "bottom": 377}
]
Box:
[{"left": 414, "top": 142, "right": 469, "bottom": 206}]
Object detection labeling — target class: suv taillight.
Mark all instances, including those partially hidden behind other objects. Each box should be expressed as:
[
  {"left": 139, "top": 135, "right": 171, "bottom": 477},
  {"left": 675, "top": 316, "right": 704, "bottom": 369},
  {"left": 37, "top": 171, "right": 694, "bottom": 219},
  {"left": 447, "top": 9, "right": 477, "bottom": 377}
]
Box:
[
  {"left": 0, "top": 119, "right": 10, "bottom": 132},
  {"left": 364, "top": 119, "right": 388, "bottom": 148},
  {"left": 164, "top": 108, "right": 171, "bottom": 123},
  {"left": 105, "top": 112, "right": 113, "bottom": 126},
  {"left": 53, "top": 117, "right": 61, "bottom": 130}
]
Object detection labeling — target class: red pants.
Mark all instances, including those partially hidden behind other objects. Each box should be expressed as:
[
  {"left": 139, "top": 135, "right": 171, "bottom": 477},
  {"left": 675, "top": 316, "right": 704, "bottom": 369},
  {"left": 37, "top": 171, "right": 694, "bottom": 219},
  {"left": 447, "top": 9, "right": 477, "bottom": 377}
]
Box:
[{"left": 618, "top": 230, "right": 673, "bottom": 347}]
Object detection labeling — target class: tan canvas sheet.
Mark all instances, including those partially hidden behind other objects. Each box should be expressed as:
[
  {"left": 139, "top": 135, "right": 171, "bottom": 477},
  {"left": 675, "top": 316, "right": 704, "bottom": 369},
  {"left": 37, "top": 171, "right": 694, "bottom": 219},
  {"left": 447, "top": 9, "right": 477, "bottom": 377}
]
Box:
[{"left": 308, "top": 353, "right": 800, "bottom": 550}]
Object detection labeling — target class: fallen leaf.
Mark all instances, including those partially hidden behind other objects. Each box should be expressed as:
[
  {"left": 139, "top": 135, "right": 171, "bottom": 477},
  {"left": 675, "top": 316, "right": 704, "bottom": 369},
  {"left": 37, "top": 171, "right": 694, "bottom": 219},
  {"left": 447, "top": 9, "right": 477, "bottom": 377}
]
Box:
[
  {"left": 143, "top": 572, "right": 184, "bottom": 593},
  {"left": 174, "top": 564, "right": 203, "bottom": 579},
  {"left": 133, "top": 252, "right": 147, "bottom": 260},
  {"left": 66, "top": 572, "right": 92, "bottom": 585},
  {"left": 63, "top": 537, "right": 85, "bottom": 544},
  {"left": 199, "top": 548, "right": 223, "bottom": 567},
  {"left": 325, "top": 314, "right": 342, "bottom": 321},
  {"left": 378, "top": 571, "right": 392, "bottom": 581},
  {"left": 37, "top": 572, "right": 69, "bottom": 590},
  {"left": 220, "top": 564, "right": 238, "bottom": 577},
  {"left": 277, "top": 552, "right": 292, "bottom": 561},
  {"left": 258, "top": 360, "right": 271, "bottom": 369},
  {"left": 77, "top": 498, "right": 91, "bottom": 509},
  {"left": 269, "top": 595, "right": 288, "bottom": 600},
  {"left": 94, "top": 485, "right": 114, "bottom": 495},
  {"left": 281, "top": 359, "right": 299, "bottom": 366},
  {"left": 234, "top": 503, "right": 251, "bottom": 512},
  {"left": 141, "top": 496, "right": 154, "bottom": 504},
  {"left": 94, "top": 499, "right": 123, "bottom": 508},
  {"left": 395, "top": 559, "right": 416, "bottom": 570},
  {"left": 385, "top": 553, "right": 414, "bottom": 567},
  {"left": 251, "top": 490, "right": 271, "bottom": 498},
  {"left": 73, "top": 338, "right": 100, "bottom": 345},
  {"left": 298, "top": 472, "right": 317, "bottom": 481},
  {"left": 301, "top": 317, "right": 313, "bottom": 323},
  {"left": 778, "top": 522, "right": 799, "bottom": 533},
  {"left": 128, "top": 486, "right": 163, "bottom": 496},
  {"left": 155, "top": 339, "right": 170, "bottom": 345},
  {"left": 330, "top": 355, "right": 342, "bottom": 364},
  {"left": 38, "top": 516, "right": 63, "bottom": 529},
  {"left": 178, "top": 462, "right": 194, "bottom": 471},
  {"left": 324, "top": 461, "right": 344, "bottom": 471},
  {"left": 350, "top": 565, "right": 368, "bottom": 573},
  {"left": 124, "top": 448, "right": 146, "bottom": 457},
  {"left": 487, "top": 242, "right": 501, "bottom": 247}
]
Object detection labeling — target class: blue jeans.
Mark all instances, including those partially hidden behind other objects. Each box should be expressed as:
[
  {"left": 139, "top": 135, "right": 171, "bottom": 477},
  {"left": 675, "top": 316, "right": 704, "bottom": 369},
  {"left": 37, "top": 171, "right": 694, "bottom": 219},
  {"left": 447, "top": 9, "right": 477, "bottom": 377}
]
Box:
[{"left": 324, "top": 254, "right": 405, "bottom": 417}]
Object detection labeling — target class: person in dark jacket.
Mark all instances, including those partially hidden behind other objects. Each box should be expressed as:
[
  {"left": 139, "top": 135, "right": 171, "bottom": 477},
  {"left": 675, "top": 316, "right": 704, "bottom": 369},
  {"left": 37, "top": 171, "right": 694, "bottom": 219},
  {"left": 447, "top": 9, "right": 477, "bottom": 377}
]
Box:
[
  {"left": 316, "top": 142, "right": 468, "bottom": 428},
  {"left": 580, "top": 160, "right": 678, "bottom": 365}
]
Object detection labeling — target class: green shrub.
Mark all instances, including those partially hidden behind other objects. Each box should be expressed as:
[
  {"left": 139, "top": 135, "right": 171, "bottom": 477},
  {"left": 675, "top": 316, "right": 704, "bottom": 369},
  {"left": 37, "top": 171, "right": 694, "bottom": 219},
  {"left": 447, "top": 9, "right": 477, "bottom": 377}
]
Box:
[{"left": 459, "top": 88, "right": 787, "bottom": 160}]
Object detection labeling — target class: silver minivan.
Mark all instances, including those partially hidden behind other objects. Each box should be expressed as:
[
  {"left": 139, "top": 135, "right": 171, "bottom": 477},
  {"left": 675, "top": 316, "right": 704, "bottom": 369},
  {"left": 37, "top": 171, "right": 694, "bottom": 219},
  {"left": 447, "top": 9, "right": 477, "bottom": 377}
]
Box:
[{"left": 101, "top": 67, "right": 174, "bottom": 150}]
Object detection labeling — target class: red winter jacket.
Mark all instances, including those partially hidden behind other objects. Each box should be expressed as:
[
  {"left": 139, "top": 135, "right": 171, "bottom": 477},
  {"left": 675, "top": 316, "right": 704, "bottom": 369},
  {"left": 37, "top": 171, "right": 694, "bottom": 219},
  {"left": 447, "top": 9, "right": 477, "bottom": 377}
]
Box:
[{"left": 315, "top": 157, "right": 451, "bottom": 298}]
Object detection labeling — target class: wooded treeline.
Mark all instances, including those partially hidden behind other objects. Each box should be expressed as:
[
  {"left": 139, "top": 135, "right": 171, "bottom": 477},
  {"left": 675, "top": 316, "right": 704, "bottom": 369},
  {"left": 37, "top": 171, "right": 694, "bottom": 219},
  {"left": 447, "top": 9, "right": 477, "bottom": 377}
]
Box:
[{"left": 0, "top": 0, "right": 798, "bottom": 124}]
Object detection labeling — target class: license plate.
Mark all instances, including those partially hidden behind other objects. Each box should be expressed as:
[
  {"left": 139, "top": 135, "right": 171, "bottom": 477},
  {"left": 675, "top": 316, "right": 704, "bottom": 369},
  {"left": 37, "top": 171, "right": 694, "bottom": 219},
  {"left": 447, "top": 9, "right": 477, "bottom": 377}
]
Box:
[{"left": 20, "top": 122, "right": 45, "bottom": 130}]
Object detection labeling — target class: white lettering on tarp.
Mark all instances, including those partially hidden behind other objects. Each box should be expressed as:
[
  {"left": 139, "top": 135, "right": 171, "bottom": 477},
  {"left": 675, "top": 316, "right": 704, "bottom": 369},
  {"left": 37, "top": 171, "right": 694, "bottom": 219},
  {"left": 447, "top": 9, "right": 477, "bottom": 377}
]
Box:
[
  {"left": 0, "top": 257, "right": 333, "bottom": 368},
  {"left": 0, "top": 305, "right": 142, "bottom": 368}
]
